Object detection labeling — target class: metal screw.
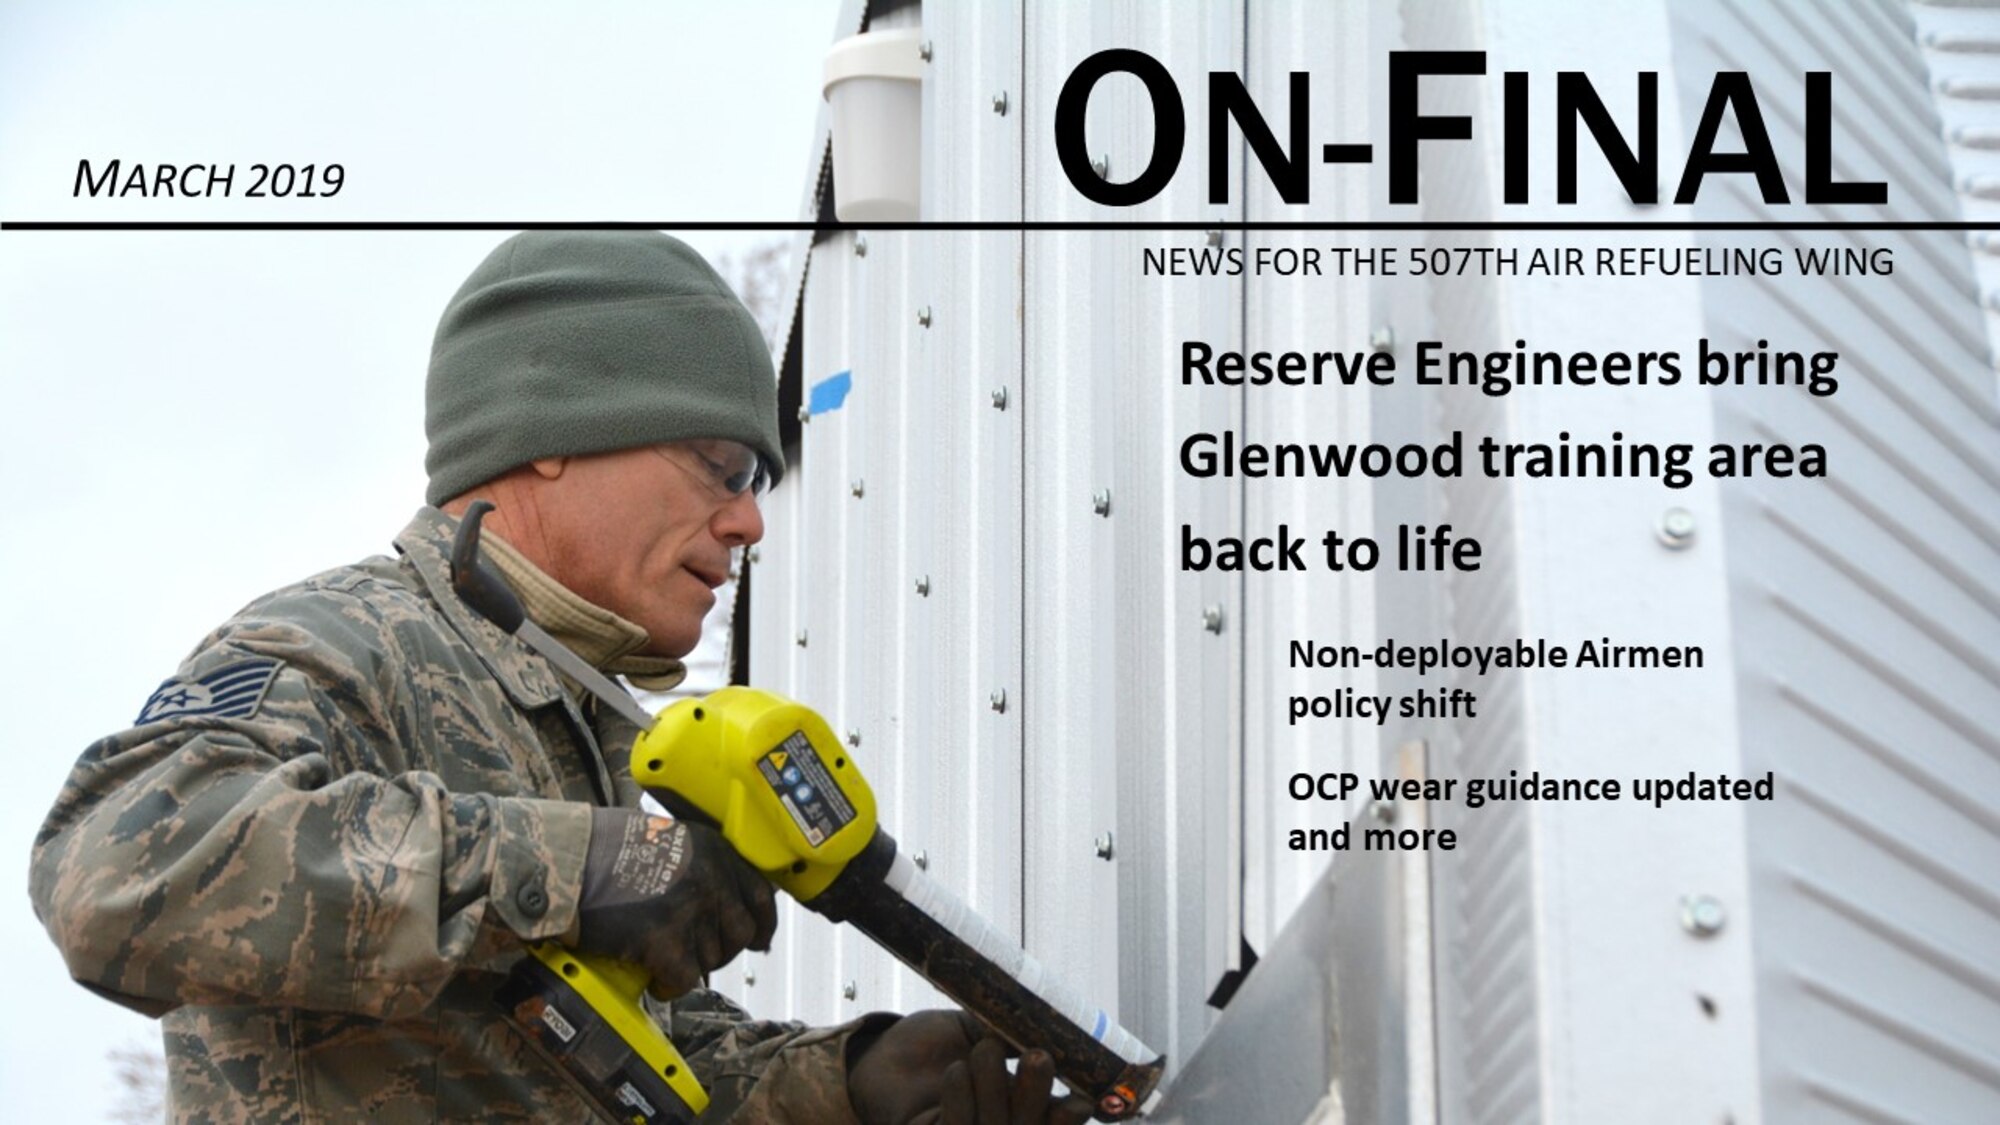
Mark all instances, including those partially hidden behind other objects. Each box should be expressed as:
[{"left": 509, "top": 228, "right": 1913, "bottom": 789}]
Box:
[
  {"left": 990, "top": 688, "right": 1008, "bottom": 714},
  {"left": 851, "top": 478, "right": 865, "bottom": 498},
  {"left": 915, "top": 574, "right": 930, "bottom": 596},
  {"left": 1681, "top": 895, "right": 1726, "bottom": 937},
  {"left": 1092, "top": 489, "right": 1112, "bottom": 517},
  {"left": 843, "top": 981, "right": 858, "bottom": 1000},
  {"left": 1091, "top": 154, "right": 1110, "bottom": 179},
  {"left": 744, "top": 968, "right": 756, "bottom": 987},
  {"left": 918, "top": 305, "right": 932, "bottom": 328},
  {"left": 798, "top": 406, "right": 811, "bottom": 423},
  {"left": 1202, "top": 605, "right": 1225, "bottom": 634},
  {"left": 795, "top": 629, "right": 809, "bottom": 648},
  {"left": 913, "top": 850, "right": 929, "bottom": 870},
  {"left": 991, "top": 386, "right": 1009, "bottom": 410},
  {"left": 1659, "top": 507, "right": 1697, "bottom": 549},
  {"left": 919, "top": 40, "right": 933, "bottom": 62},
  {"left": 1205, "top": 229, "right": 1223, "bottom": 247},
  {"left": 1094, "top": 832, "right": 1116, "bottom": 860},
  {"left": 846, "top": 730, "right": 862, "bottom": 748},
  {"left": 1373, "top": 799, "right": 1397, "bottom": 824},
  {"left": 1370, "top": 325, "right": 1395, "bottom": 353},
  {"left": 854, "top": 235, "right": 868, "bottom": 257},
  {"left": 992, "top": 91, "right": 1009, "bottom": 116}
]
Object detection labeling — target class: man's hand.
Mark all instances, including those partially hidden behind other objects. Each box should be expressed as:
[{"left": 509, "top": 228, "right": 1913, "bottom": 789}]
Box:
[
  {"left": 571, "top": 808, "right": 777, "bottom": 997},
  {"left": 848, "top": 1010, "right": 1095, "bottom": 1125}
]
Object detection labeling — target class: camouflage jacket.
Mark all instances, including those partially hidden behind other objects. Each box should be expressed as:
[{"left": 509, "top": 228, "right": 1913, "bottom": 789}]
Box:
[{"left": 30, "top": 508, "right": 877, "bottom": 1123}]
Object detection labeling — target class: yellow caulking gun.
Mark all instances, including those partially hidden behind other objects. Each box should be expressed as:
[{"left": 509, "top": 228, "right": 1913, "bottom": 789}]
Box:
[{"left": 451, "top": 502, "right": 1164, "bottom": 1123}]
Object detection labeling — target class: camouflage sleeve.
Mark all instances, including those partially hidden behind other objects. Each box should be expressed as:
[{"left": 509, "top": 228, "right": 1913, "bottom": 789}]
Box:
[
  {"left": 663, "top": 989, "right": 899, "bottom": 1124},
  {"left": 28, "top": 585, "right": 593, "bottom": 1021}
]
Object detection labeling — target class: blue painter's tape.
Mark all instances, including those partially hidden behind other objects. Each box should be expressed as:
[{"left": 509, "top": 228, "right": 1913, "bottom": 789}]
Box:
[{"left": 808, "top": 370, "right": 853, "bottom": 416}]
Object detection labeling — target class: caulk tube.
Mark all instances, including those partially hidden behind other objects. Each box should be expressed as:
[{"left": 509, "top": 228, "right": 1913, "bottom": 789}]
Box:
[{"left": 808, "top": 830, "right": 1165, "bottom": 1121}]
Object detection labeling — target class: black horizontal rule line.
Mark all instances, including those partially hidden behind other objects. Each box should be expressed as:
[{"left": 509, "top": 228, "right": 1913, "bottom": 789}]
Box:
[{"left": 3, "top": 220, "right": 1997, "bottom": 232}]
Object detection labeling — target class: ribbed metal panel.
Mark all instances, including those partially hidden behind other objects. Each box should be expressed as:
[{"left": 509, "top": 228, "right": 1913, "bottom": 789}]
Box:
[
  {"left": 1919, "top": 0, "right": 2000, "bottom": 365},
  {"left": 1384, "top": 3, "right": 1551, "bottom": 1121},
  {"left": 886, "top": 0, "right": 1027, "bottom": 1028},
  {"left": 759, "top": 4, "right": 2000, "bottom": 1123},
  {"left": 1238, "top": 0, "right": 1382, "bottom": 955},
  {"left": 1674, "top": 1, "right": 2000, "bottom": 1120},
  {"left": 1399, "top": 4, "right": 1770, "bottom": 1122},
  {"left": 751, "top": 222, "right": 923, "bottom": 1026},
  {"left": 743, "top": 0, "right": 1027, "bottom": 1031},
  {"left": 740, "top": 423, "right": 817, "bottom": 1018},
  {"left": 1020, "top": 0, "right": 1245, "bottom": 1068}
]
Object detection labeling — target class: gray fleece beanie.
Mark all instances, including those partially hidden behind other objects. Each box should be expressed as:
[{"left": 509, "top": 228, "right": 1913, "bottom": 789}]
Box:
[{"left": 424, "top": 230, "right": 785, "bottom": 506}]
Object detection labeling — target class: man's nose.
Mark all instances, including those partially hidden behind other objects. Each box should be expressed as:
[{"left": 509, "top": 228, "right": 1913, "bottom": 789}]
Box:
[{"left": 712, "top": 490, "right": 765, "bottom": 547}]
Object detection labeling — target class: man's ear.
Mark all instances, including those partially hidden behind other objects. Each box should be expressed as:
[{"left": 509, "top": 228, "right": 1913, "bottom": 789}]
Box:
[{"left": 529, "top": 456, "right": 567, "bottom": 480}]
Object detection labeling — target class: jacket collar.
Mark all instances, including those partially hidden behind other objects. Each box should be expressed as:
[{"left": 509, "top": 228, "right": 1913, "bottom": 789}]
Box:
[{"left": 394, "top": 506, "right": 566, "bottom": 710}]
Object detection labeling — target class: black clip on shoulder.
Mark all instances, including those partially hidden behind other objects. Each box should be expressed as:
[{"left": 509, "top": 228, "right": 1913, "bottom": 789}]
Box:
[{"left": 449, "top": 500, "right": 527, "bottom": 635}]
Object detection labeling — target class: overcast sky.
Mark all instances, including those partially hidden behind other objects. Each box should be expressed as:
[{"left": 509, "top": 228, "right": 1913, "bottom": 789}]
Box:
[{"left": 0, "top": 3, "right": 838, "bottom": 1117}]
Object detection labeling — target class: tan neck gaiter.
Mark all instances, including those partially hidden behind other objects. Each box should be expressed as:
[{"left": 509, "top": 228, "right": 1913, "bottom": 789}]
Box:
[{"left": 479, "top": 532, "right": 688, "bottom": 693}]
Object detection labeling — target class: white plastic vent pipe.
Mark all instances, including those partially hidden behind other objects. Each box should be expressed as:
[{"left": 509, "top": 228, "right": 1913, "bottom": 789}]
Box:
[{"left": 823, "top": 28, "right": 925, "bottom": 221}]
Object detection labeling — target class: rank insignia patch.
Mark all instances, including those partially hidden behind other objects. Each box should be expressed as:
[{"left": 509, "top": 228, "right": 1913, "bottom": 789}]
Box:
[{"left": 136, "top": 658, "right": 282, "bottom": 724}]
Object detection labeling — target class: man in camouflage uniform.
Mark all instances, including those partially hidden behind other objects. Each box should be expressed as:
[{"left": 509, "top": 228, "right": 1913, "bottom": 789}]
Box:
[{"left": 30, "top": 232, "right": 1090, "bottom": 1124}]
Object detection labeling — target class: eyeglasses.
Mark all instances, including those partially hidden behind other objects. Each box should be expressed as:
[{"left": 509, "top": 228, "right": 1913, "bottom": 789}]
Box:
[{"left": 653, "top": 439, "right": 771, "bottom": 501}]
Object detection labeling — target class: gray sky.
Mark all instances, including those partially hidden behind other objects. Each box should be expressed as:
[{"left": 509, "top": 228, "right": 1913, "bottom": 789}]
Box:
[{"left": 0, "top": 3, "right": 837, "bottom": 1117}]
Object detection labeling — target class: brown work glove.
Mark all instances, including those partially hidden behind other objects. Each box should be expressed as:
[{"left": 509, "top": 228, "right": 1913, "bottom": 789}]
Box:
[
  {"left": 847, "top": 1009, "right": 1095, "bottom": 1125},
  {"left": 572, "top": 808, "right": 777, "bottom": 998}
]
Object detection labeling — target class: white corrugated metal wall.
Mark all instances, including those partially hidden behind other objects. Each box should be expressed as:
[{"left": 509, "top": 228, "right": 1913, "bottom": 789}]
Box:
[
  {"left": 1919, "top": 0, "right": 2000, "bottom": 357},
  {"left": 1351, "top": 4, "right": 1763, "bottom": 1119},
  {"left": 1676, "top": 1, "right": 2000, "bottom": 1119},
  {"left": 1239, "top": 0, "right": 1382, "bottom": 968},
  {"left": 741, "top": 2, "right": 2000, "bottom": 1122},
  {"left": 1020, "top": 2, "right": 1246, "bottom": 1069},
  {"left": 741, "top": 0, "right": 1020, "bottom": 1029},
  {"left": 746, "top": 0, "right": 1282, "bottom": 1068}
]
